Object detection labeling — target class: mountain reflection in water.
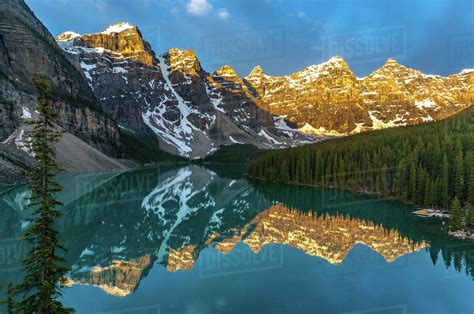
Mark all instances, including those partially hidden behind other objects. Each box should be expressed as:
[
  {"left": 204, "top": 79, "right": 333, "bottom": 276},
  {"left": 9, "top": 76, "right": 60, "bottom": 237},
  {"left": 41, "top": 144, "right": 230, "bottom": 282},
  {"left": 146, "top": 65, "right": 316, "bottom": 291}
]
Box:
[{"left": 0, "top": 165, "right": 472, "bottom": 300}]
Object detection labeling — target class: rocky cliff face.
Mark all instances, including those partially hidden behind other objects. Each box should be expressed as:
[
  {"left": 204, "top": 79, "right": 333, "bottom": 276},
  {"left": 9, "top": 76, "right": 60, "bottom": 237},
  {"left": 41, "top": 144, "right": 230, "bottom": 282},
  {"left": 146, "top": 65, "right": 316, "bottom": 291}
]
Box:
[
  {"left": 56, "top": 24, "right": 318, "bottom": 158},
  {"left": 0, "top": 0, "right": 121, "bottom": 162},
  {"left": 360, "top": 59, "right": 473, "bottom": 129},
  {"left": 245, "top": 57, "right": 473, "bottom": 135}
]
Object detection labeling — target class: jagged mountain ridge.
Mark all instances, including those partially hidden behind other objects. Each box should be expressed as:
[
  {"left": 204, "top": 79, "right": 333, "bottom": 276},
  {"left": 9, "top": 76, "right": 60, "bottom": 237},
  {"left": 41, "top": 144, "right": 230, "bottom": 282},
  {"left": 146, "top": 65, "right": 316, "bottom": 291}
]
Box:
[
  {"left": 56, "top": 24, "right": 316, "bottom": 158},
  {"left": 246, "top": 57, "right": 474, "bottom": 135},
  {"left": 56, "top": 22, "right": 473, "bottom": 157}
]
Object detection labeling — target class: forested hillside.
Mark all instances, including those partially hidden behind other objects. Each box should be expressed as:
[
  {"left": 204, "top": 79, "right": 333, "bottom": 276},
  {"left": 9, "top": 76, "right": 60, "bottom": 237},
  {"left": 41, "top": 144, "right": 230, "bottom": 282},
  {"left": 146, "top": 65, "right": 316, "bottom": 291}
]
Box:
[{"left": 247, "top": 106, "right": 474, "bottom": 212}]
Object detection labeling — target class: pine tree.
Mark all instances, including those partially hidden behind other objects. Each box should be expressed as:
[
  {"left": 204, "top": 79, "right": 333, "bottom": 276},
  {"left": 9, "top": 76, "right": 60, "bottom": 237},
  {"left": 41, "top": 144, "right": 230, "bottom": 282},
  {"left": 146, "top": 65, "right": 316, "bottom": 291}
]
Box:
[
  {"left": 246, "top": 105, "right": 474, "bottom": 220},
  {"left": 454, "top": 140, "right": 464, "bottom": 200},
  {"left": 6, "top": 282, "right": 15, "bottom": 314},
  {"left": 423, "top": 177, "right": 432, "bottom": 206},
  {"left": 449, "top": 197, "right": 463, "bottom": 232},
  {"left": 465, "top": 203, "right": 474, "bottom": 229},
  {"left": 439, "top": 155, "right": 450, "bottom": 208},
  {"left": 1, "top": 282, "right": 16, "bottom": 313},
  {"left": 466, "top": 153, "right": 474, "bottom": 205},
  {"left": 16, "top": 79, "right": 72, "bottom": 314}
]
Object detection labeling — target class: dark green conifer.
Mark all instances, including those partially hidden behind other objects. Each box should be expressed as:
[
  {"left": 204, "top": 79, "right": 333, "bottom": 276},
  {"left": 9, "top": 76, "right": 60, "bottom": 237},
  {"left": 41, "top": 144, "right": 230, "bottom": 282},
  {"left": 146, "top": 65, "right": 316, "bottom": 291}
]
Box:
[
  {"left": 247, "top": 106, "right": 473, "bottom": 214},
  {"left": 465, "top": 203, "right": 474, "bottom": 229},
  {"left": 449, "top": 197, "right": 463, "bottom": 232},
  {"left": 16, "top": 79, "right": 72, "bottom": 314},
  {"left": 454, "top": 140, "right": 464, "bottom": 199}
]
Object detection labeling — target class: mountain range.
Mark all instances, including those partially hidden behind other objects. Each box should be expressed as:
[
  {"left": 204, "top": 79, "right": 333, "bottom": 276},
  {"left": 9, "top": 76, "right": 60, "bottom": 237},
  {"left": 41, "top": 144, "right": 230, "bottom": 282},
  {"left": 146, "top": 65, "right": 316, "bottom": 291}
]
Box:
[
  {"left": 55, "top": 23, "right": 316, "bottom": 158},
  {"left": 56, "top": 22, "right": 473, "bottom": 157},
  {"left": 0, "top": 0, "right": 472, "bottom": 182}
]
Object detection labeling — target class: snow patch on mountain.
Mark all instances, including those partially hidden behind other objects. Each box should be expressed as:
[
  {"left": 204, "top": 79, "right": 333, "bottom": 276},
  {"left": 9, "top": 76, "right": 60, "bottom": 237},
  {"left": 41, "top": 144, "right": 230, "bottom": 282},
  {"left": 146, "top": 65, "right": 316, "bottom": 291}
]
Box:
[
  {"left": 460, "top": 69, "right": 474, "bottom": 74},
  {"left": 142, "top": 56, "right": 207, "bottom": 157},
  {"left": 101, "top": 22, "right": 134, "bottom": 34},
  {"left": 229, "top": 135, "right": 243, "bottom": 144},
  {"left": 415, "top": 99, "right": 437, "bottom": 109},
  {"left": 273, "top": 116, "right": 299, "bottom": 137},
  {"left": 80, "top": 61, "right": 96, "bottom": 87},
  {"left": 299, "top": 123, "right": 342, "bottom": 137},
  {"left": 15, "top": 130, "right": 35, "bottom": 157},
  {"left": 1, "top": 130, "right": 17, "bottom": 145},
  {"left": 258, "top": 129, "right": 283, "bottom": 145},
  {"left": 369, "top": 111, "right": 407, "bottom": 130},
  {"left": 21, "top": 107, "right": 32, "bottom": 120},
  {"left": 205, "top": 83, "right": 225, "bottom": 113}
]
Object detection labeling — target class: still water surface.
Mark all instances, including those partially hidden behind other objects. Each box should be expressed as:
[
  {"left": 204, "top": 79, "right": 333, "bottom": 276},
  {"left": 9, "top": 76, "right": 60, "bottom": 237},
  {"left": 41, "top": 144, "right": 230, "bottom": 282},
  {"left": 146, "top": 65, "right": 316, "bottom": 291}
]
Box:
[{"left": 0, "top": 164, "right": 473, "bottom": 313}]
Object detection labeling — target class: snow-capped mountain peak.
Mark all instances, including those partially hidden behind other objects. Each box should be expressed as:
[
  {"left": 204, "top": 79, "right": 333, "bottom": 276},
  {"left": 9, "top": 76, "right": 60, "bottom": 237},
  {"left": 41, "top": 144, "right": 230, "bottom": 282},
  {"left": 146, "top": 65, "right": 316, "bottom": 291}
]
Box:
[
  {"left": 101, "top": 22, "right": 135, "bottom": 34},
  {"left": 56, "top": 31, "right": 80, "bottom": 41},
  {"left": 248, "top": 65, "right": 266, "bottom": 76},
  {"left": 214, "top": 64, "right": 239, "bottom": 78}
]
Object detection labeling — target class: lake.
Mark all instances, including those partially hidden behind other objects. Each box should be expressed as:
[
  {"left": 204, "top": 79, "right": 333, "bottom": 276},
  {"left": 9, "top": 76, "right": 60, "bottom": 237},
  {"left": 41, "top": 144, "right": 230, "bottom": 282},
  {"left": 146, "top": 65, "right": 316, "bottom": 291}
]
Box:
[{"left": 0, "top": 164, "right": 473, "bottom": 313}]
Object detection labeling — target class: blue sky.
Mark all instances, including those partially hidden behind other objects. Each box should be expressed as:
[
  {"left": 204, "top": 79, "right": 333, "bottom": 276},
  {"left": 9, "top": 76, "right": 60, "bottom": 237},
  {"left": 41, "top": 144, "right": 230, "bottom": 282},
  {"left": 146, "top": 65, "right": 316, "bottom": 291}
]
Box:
[{"left": 27, "top": 0, "right": 473, "bottom": 77}]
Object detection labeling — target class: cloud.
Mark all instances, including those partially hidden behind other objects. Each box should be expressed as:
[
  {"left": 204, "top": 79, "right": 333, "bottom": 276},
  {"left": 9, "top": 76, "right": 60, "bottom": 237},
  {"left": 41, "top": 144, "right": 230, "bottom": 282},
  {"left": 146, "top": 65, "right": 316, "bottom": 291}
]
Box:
[
  {"left": 216, "top": 8, "right": 230, "bottom": 20},
  {"left": 186, "top": 0, "right": 213, "bottom": 16},
  {"left": 185, "top": 0, "right": 230, "bottom": 20}
]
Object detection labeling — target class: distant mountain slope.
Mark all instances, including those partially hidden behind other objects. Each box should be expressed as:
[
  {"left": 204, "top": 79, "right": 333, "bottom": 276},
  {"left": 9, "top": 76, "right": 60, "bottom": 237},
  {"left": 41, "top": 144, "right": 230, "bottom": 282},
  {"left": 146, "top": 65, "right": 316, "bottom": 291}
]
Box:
[
  {"left": 247, "top": 106, "right": 474, "bottom": 211},
  {"left": 0, "top": 0, "right": 121, "bottom": 154},
  {"left": 0, "top": 0, "right": 132, "bottom": 184}
]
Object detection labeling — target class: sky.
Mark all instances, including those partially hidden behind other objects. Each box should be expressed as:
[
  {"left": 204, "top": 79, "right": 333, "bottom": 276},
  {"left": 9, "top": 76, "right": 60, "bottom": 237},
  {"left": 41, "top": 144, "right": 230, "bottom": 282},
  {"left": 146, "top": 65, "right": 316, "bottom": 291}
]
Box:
[{"left": 27, "top": 0, "right": 473, "bottom": 77}]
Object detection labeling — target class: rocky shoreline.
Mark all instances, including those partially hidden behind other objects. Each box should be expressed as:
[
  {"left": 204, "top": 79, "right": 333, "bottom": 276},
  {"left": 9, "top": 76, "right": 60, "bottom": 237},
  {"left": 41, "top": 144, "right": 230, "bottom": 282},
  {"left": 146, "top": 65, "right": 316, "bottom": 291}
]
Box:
[{"left": 448, "top": 230, "right": 474, "bottom": 241}]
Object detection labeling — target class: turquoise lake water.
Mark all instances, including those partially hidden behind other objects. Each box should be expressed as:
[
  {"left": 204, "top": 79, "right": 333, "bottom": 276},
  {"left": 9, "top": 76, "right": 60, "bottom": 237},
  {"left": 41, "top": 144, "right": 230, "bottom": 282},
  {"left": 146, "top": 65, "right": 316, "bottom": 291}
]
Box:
[{"left": 0, "top": 164, "right": 473, "bottom": 313}]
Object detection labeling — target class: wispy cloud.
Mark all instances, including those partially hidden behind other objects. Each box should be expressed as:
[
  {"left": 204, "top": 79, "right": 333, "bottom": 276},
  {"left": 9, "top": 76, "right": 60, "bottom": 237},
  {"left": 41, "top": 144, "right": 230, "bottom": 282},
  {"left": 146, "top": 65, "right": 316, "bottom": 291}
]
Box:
[
  {"left": 217, "top": 8, "right": 230, "bottom": 20},
  {"left": 186, "top": 0, "right": 212, "bottom": 16},
  {"left": 185, "top": 0, "right": 230, "bottom": 20}
]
